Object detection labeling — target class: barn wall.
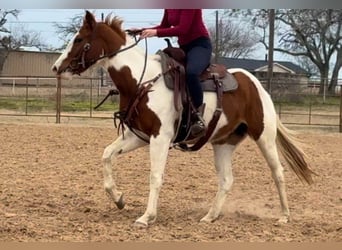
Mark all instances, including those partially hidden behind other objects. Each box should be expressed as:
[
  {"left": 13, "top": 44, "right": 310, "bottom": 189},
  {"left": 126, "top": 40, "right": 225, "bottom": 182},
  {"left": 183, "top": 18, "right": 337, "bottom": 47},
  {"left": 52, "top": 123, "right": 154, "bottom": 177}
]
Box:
[
  {"left": 1, "top": 51, "right": 60, "bottom": 77},
  {"left": 0, "top": 50, "right": 99, "bottom": 87}
]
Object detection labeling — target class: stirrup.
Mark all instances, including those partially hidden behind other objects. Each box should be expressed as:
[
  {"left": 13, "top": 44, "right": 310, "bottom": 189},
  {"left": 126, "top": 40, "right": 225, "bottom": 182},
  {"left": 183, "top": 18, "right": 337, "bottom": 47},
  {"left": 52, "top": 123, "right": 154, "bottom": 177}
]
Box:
[{"left": 190, "top": 113, "right": 206, "bottom": 137}]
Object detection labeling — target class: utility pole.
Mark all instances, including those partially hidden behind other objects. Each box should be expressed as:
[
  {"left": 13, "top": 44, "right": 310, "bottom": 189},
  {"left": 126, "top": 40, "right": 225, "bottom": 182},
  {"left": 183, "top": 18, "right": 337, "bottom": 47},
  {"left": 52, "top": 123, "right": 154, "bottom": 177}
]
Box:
[
  {"left": 100, "top": 12, "right": 105, "bottom": 88},
  {"left": 267, "top": 9, "right": 275, "bottom": 93},
  {"left": 215, "top": 10, "right": 219, "bottom": 64}
]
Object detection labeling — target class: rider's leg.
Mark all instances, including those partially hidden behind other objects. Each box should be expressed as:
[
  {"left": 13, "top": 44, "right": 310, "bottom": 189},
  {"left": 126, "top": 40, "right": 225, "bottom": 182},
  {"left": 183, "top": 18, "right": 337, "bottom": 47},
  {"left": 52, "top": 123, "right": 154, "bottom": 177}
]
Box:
[{"left": 183, "top": 38, "right": 212, "bottom": 137}]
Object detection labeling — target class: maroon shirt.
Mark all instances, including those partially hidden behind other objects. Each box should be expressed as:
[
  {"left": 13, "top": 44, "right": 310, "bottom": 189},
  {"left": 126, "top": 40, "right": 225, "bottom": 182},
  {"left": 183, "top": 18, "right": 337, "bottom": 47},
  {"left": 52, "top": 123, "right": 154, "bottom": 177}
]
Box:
[{"left": 153, "top": 9, "right": 210, "bottom": 46}]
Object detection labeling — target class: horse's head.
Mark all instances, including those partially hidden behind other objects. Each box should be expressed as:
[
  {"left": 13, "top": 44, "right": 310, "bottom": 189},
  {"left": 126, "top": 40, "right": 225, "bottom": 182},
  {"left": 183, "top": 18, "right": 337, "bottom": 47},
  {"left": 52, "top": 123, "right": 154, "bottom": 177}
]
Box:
[{"left": 52, "top": 10, "right": 126, "bottom": 80}]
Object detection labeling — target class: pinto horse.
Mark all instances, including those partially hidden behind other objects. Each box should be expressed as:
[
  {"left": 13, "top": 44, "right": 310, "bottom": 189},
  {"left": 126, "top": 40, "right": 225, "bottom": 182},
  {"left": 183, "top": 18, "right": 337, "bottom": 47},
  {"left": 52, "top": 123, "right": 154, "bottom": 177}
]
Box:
[{"left": 52, "top": 11, "right": 314, "bottom": 227}]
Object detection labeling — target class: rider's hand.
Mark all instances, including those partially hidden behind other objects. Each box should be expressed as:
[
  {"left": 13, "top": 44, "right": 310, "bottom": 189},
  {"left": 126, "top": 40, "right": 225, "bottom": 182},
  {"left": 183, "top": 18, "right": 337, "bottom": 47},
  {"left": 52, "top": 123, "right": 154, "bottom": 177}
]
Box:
[{"left": 140, "top": 29, "right": 157, "bottom": 38}]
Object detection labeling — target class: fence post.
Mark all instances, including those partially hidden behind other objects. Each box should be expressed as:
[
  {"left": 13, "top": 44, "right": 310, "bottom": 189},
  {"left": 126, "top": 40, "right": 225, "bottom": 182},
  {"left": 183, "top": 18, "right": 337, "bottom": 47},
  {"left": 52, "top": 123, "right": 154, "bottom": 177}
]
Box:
[
  {"left": 12, "top": 79, "right": 16, "bottom": 95},
  {"left": 25, "top": 77, "right": 28, "bottom": 115},
  {"left": 340, "top": 87, "right": 342, "bottom": 133},
  {"left": 56, "top": 77, "right": 61, "bottom": 124},
  {"left": 90, "top": 78, "right": 93, "bottom": 118}
]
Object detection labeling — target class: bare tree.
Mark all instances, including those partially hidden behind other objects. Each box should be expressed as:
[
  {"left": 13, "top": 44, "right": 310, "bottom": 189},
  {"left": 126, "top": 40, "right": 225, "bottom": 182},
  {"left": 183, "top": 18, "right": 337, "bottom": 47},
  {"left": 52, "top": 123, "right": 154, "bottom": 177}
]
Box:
[
  {"left": 257, "top": 9, "right": 342, "bottom": 94},
  {"left": 1, "top": 9, "right": 47, "bottom": 51},
  {"left": 208, "top": 11, "right": 260, "bottom": 58},
  {"left": 0, "top": 9, "right": 19, "bottom": 48},
  {"left": 226, "top": 9, "right": 342, "bottom": 94},
  {"left": 53, "top": 12, "right": 84, "bottom": 51},
  {"left": 297, "top": 56, "right": 320, "bottom": 78},
  {"left": 4, "top": 25, "right": 46, "bottom": 51}
]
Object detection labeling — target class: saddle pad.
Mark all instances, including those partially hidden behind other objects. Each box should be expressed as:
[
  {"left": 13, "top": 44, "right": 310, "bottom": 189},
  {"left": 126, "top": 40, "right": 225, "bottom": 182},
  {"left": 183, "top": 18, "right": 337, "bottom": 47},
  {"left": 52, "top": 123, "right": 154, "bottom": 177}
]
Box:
[
  {"left": 201, "top": 72, "right": 238, "bottom": 92},
  {"left": 156, "top": 50, "right": 238, "bottom": 93}
]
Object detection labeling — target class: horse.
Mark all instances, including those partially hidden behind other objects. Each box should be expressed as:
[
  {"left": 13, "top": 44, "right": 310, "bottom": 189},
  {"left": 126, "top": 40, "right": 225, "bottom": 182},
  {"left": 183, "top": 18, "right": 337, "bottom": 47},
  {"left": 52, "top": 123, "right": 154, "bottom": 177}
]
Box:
[{"left": 52, "top": 11, "right": 314, "bottom": 228}]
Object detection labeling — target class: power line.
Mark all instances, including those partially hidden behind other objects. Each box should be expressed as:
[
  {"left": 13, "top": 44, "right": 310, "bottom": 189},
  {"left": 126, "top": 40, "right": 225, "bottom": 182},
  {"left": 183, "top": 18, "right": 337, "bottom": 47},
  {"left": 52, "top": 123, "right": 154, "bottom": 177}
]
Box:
[{"left": 6, "top": 20, "right": 161, "bottom": 24}]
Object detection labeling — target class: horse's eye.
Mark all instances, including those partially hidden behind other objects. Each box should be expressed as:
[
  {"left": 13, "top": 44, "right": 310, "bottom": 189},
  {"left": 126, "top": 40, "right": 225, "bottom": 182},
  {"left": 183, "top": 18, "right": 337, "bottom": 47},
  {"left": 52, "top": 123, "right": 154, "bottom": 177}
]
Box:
[{"left": 74, "top": 38, "right": 83, "bottom": 43}]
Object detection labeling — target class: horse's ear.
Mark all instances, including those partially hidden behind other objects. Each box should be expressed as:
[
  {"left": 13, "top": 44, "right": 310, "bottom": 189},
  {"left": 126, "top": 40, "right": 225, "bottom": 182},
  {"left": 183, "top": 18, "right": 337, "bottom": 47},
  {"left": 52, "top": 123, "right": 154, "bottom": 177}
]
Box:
[{"left": 84, "top": 10, "right": 96, "bottom": 30}]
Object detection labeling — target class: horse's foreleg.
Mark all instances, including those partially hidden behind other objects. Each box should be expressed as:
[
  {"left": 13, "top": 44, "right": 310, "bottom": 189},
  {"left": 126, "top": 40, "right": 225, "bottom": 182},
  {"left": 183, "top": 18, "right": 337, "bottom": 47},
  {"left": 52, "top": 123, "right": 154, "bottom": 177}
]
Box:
[
  {"left": 102, "top": 131, "right": 146, "bottom": 209},
  {"left": 134, "top": 135, "right": 171, "bottom": 227},
  {"left": 201, "top": 143, "right": 235, "bottom": 223}
]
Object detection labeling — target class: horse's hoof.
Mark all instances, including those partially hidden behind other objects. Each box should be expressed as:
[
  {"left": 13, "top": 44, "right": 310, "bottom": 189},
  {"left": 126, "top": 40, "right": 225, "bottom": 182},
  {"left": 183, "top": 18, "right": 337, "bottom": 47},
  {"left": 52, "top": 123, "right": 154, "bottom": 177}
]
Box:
[
  {"left": 115, "top": 194, "right": 125, "bottom": 210},
  {"left": 274, "top": 216, "right": 290, "bottom": 226},
  {"left": 200, "top": 217, "right": 213, "bottom": 223},
  {"left": 200, "top": 213, "right": 221, "bottom": 223},
  {"left": 133, "top": 221, "right": 148, "bottom": 228}
]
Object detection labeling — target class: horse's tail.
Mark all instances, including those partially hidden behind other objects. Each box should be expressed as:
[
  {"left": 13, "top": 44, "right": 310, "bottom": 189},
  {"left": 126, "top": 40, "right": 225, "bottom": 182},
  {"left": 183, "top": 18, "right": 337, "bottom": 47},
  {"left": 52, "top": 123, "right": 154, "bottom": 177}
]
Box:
[{"left": 276, "top": 117, "right": 315, "bottom": 185}]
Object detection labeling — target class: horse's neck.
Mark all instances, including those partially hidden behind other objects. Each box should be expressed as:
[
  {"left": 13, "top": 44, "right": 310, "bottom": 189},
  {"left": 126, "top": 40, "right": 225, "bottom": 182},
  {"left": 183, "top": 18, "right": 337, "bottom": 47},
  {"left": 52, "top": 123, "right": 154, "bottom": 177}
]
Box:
[
  {"left": 105, "top": 36, "right": 161, "bottom": 94},
  {"left": 104, "top": 37, "right": 162, "bottom": 108}
]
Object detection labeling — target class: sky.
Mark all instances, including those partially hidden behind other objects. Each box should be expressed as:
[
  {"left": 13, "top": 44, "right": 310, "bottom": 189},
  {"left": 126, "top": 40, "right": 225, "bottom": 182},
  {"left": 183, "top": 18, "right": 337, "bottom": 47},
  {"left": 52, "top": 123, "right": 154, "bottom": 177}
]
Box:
[
  {"left": 6, "top": 9, "right": 212, "bottom": 52},
  {"left": 5, "top": 9, "right": 276, "bottom": 60}
]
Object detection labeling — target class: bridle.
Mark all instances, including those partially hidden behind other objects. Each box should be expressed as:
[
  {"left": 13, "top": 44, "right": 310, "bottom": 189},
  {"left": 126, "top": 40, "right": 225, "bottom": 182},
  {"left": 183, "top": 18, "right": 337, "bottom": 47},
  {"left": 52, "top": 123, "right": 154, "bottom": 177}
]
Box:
[{"left": 68, "top": 30, "right": 145, "bottom": 77}]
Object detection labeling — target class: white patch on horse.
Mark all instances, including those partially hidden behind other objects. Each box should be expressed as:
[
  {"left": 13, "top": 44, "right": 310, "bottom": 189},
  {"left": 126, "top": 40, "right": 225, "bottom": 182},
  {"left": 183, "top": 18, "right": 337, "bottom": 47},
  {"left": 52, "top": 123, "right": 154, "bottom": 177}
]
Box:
[
  {"left": 107, "top": 36, "right": 177, "bottom": 138},
  {"left": 52, "top": 33, "right": 79, "bottom": 80}
]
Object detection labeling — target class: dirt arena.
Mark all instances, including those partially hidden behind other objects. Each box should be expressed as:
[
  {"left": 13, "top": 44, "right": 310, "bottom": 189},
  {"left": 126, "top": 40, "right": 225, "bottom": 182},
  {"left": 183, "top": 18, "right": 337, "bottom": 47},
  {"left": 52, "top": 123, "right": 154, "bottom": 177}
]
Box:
[{"left": 0, "top": 118, "right": 341, "bottom": 242}]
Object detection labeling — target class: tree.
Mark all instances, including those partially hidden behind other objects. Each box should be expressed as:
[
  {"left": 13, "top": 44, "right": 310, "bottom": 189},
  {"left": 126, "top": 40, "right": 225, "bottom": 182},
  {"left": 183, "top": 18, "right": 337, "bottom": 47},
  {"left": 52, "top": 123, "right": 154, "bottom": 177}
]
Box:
[
  {"left": 226, "top": 9, "right": 342, "bottom": 94},
  {"left": 0, "top": 9, "right": 19, "bottom": 48},
  {"left": 4, "top": 25, "right": 46, "bottom": 51},
  {"left": 297, "top": 56, "right": 320, "bottom": 78},
  {"left": 53, "top": 12, "right": 84, "bottom": 51},
  {"left": 208, "top": 11, "right": 260, "bottom": 58},
  {"left": 1, "top": 10, "right": 18, "bottom": 72},
  {"left": 0, "top": 9, "right": 47, "bottom": 51},
  {"left": 255, "top": 9, "right": 342, "bottom": 94}
]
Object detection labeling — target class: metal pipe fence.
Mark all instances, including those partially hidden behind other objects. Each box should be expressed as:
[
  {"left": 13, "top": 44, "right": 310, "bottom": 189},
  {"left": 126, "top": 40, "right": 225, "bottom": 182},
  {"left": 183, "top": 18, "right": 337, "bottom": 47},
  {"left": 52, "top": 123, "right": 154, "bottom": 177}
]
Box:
[
  {"left": 0, "top": 76, "right": 341, "bottom": 132},
  {"left": 0, "top": 75, "right": 118, "bottom": 123}
]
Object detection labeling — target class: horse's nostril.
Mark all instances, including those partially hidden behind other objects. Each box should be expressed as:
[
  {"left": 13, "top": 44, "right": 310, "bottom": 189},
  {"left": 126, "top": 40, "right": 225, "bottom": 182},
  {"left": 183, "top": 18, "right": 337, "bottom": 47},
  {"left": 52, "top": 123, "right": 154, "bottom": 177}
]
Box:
[{"left": 52, "top": 66, "right": 57, "bottom": 72}]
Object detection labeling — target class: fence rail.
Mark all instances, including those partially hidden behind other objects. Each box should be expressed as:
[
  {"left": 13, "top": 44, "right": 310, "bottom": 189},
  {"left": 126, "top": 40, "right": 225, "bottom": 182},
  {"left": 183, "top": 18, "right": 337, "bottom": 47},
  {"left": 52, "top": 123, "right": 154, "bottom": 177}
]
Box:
[{"left": 0, "top": 76, "right": 341, "bottom": 132}]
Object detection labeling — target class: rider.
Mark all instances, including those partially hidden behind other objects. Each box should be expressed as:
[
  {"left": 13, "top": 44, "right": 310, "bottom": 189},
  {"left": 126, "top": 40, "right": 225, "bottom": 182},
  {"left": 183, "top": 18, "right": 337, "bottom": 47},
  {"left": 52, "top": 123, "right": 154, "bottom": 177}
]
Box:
[{"left": 140, "top": 9, "right": 212, "bottom": 137}]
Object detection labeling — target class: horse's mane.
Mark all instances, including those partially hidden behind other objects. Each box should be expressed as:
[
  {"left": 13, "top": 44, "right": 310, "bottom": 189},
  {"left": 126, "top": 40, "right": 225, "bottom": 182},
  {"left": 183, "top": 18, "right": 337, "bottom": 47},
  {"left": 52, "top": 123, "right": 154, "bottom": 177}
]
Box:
[{"left": 104, "top": 14, "right": 126, "bottom": 40}]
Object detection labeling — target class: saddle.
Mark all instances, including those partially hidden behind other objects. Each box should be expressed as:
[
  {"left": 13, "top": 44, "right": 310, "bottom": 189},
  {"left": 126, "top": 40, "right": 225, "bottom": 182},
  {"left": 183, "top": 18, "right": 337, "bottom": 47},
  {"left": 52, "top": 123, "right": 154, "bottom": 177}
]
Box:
[
  {"left": 156, "top": 43, "right": 238, "bottom": 151},
  {"left": 160, "top": 44, "right": 238, "bottom": 93}
]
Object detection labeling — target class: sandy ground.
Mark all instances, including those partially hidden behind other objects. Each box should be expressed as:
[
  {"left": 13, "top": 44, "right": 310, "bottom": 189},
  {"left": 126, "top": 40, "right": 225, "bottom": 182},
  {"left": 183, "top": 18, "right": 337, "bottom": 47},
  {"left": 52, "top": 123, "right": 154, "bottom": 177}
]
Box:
[{"left": 0, "top": 119, "right": 341, "bottom": 242}]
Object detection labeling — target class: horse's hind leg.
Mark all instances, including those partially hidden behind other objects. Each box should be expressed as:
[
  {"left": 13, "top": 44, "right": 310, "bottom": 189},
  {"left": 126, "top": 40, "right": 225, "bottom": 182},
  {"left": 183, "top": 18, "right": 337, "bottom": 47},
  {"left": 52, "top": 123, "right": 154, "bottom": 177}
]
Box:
[
  {"left": 256, "top": 131, "right": 290, "bottom": 223},
  {"left": 102, "top": 131, "right": 147, "bottom": 209},
  {"left": 200, "top": 143, "right": 236, "bottom": 223}
]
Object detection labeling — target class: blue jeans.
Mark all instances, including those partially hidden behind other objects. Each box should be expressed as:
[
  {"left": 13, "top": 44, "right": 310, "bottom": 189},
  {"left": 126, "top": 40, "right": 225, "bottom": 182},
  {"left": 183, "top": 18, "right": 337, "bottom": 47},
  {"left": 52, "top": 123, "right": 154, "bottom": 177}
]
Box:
[{"left": 180, "top": 37, "right": 212, "bottom": 109}]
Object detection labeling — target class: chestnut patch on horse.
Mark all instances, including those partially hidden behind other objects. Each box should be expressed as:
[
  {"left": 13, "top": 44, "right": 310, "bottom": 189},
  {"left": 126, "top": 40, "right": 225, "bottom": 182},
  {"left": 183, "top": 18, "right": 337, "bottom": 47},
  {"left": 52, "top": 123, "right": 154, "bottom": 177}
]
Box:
[
  {"left": 212, "top": 71, "right": 264, "bottom": 145},
  {"left": 108, "top": 66, "right": 161, "bottom": 138}
]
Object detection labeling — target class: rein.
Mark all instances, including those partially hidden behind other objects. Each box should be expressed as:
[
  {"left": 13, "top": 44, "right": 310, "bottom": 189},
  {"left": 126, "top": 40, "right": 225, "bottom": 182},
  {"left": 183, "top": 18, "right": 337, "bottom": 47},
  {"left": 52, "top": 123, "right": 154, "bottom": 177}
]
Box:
[{"left": 91, "top": 35, "right": 143, "bottom": 65}]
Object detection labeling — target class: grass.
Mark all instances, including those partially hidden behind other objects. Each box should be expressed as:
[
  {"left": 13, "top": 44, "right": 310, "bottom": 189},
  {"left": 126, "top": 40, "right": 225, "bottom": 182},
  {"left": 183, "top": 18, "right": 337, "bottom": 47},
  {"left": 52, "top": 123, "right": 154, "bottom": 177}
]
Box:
[
  {"left": 274, "top": 95, "right": 340, "bottom": 112},
  {"left": 0, "top": 94, "right": 339, "bottom": 126},
  {"left": 274, "top": 94, "right": 340, "bottom": 105},
  {"left": 0, "top": 97, "right": 119, "bottom": 112}
]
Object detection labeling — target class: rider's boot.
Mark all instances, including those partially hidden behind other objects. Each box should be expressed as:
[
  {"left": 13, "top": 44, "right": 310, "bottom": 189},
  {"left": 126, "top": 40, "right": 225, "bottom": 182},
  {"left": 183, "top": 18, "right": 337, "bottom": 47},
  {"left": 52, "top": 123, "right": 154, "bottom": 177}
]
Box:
[{"left": 190, "top": 103, "right": 206, "bottom": 138}]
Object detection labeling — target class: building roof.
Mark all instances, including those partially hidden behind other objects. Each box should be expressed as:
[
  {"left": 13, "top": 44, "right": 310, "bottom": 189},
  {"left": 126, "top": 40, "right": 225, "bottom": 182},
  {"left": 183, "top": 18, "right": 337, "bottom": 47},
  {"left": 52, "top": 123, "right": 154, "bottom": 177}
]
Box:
[
  {"left": 217, "top": 57, "right": 310, "bottom": 76},
  {"left": 0, "top": 49, "right": 61, "bottom": 56}
]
